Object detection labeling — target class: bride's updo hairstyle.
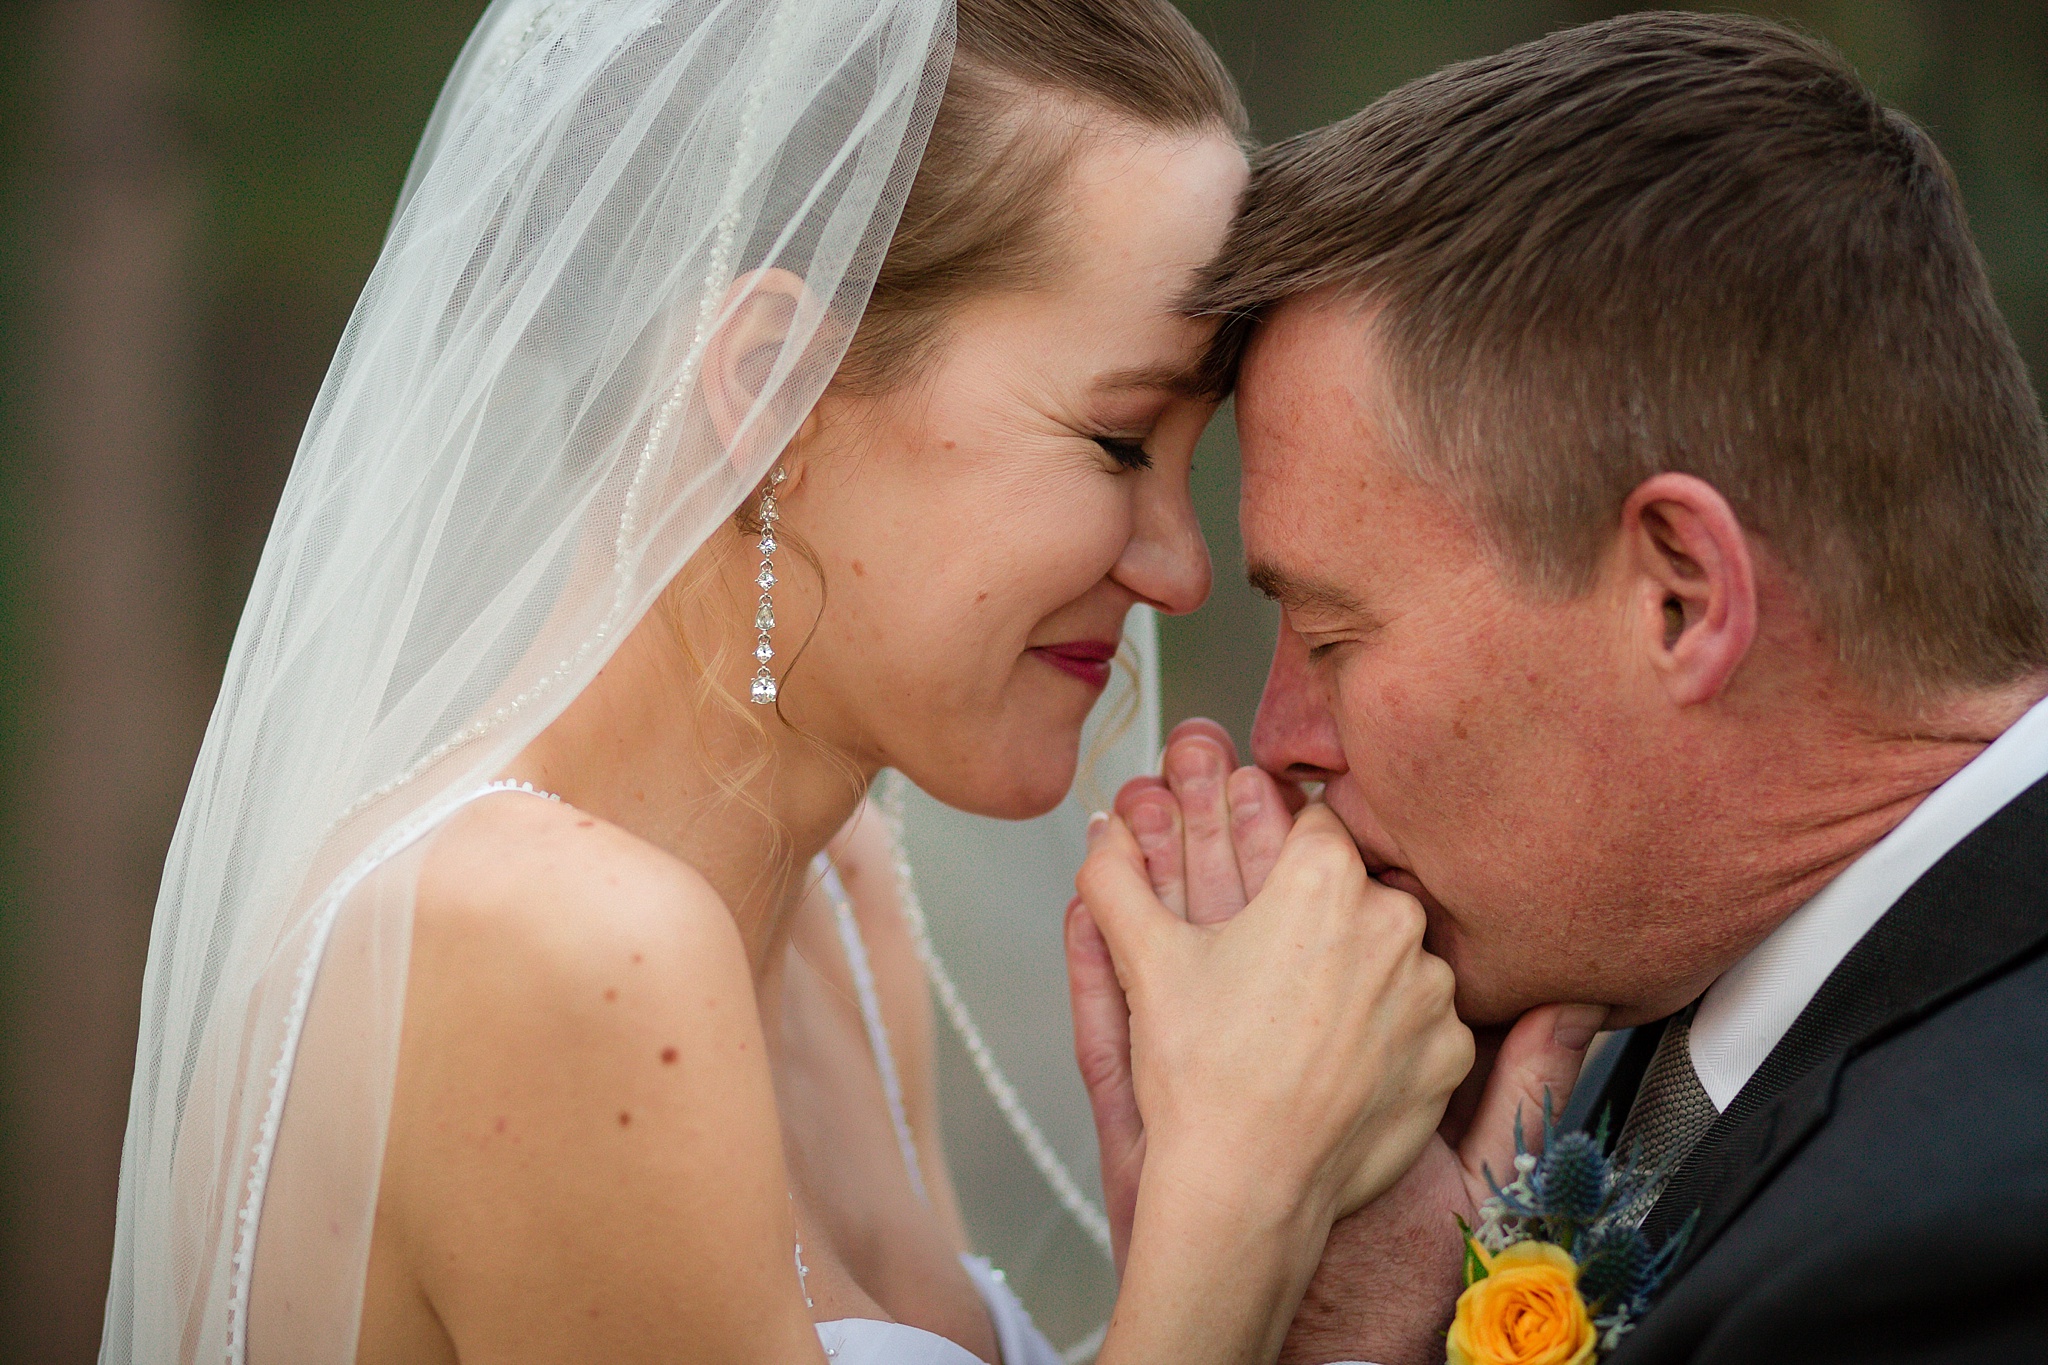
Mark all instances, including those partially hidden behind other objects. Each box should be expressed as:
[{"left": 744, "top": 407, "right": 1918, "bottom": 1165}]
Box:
[
  {"left": 703, "top": 0, "right": 1244, "bottom": 784},
  {"left": 834, "top": 0, "right": 1248, "bottom": 394}
]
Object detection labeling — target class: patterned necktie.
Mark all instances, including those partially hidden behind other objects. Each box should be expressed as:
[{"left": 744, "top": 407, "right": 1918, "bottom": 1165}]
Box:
[{"left": 1612, "top": 1007, "right": 1718, "bottom": 1226}]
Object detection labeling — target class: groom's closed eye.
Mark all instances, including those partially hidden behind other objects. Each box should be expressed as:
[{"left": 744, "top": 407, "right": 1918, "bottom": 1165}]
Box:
[{"left": 1247, "top": 561, "right": 1385, "bottom": 648}]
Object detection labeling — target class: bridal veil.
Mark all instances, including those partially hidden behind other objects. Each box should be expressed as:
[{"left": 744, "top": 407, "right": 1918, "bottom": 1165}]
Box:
[{"left": 102, "top": 1, "right": 1139, "bottom": 1359}]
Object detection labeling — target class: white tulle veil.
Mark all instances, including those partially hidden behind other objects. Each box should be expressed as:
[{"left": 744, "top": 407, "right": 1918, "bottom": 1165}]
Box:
[{"left": 99, "top": 1, "right": 1147, "bottom": 1361}]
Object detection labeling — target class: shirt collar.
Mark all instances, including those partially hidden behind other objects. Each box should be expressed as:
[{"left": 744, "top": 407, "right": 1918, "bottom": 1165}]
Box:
[{"left": 1688, "top": 691, "right": 2048, "bottom": 1110}]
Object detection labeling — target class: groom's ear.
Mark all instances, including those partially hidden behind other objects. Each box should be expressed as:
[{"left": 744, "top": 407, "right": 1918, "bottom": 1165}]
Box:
[{"left": 1618, "top": 473, "right": 1758, "bottom": 707}]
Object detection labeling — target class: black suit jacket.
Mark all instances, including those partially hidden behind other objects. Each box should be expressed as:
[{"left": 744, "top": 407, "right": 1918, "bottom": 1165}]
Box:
[{"left": 1580, "top": 774, "right": 2048, "bottom": 1364}]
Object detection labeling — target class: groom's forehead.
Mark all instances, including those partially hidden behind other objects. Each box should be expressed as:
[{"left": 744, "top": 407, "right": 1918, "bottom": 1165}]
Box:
[{"left": 1237, "top": 324, "right": 1404, "bottom": 514}]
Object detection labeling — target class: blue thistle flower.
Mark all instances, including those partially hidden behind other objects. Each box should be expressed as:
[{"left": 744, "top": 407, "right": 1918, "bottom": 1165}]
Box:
[
  {"left": 1574, "top": 1220, "right": 1653, "bottom": 1312},
  {"left": 1530, "top": 1131, "right": 1608, "bottom": 1229}
]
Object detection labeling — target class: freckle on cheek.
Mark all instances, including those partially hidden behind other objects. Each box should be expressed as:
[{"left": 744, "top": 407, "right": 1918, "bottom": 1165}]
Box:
[
  {"left": 660, "top": 1047, "right": 678, "bottom": 1064},
  {"left": 603, "top": 988, "right": 617, "bottom": 1002},
  {"left": 851, "top": 559, "right": 865, "bottom": 577},
  {"left": 618, "top": 1111, "right": 632, "bottom": 1127}
]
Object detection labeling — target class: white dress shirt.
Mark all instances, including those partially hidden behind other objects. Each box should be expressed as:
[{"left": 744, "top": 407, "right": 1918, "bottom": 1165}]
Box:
[{"left": 1689, "top": 691, "right": 2048, "bottom": 1109}]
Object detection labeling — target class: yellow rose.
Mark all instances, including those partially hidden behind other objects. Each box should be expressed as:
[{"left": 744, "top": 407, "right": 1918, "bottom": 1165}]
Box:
[{"left": 1446, "top": 1241, "right": 1598, "bottom": 1365}]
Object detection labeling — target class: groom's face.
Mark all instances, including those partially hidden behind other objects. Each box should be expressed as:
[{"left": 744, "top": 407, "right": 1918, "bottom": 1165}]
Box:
[{"left": 1236, "top": 296, "right": 1701, "bottom": 1027}]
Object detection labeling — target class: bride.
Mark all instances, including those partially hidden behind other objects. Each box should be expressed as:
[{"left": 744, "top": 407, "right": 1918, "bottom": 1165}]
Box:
[{"left": 100, "top": 1, "right": 1475, "bottom": 1362}]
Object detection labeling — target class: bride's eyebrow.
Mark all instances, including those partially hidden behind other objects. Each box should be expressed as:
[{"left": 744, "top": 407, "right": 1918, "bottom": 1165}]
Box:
[{"left": 1094, "top": 361, "right": 1208, "bottom": 398}]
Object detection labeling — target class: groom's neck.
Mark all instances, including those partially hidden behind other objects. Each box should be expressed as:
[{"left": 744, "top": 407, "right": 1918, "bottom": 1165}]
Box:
[{"left": 1683, "top": 666, "right": 2048, "bottom": 957}]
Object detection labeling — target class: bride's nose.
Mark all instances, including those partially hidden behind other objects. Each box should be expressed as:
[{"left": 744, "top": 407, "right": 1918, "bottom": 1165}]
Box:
[{"left": 1113, "top": 467, "right": 1210, "bottom": 616}]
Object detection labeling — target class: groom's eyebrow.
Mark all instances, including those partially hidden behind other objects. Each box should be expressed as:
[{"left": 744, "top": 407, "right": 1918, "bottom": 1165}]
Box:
[
  {"left": 1095, "top": 362, "right": 1210, "bottom": 398},
  {"left": 1246, "top": 561, "right": 1369, "bottom": 616}
]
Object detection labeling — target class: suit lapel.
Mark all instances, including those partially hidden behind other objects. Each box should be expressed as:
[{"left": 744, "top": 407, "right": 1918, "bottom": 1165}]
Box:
[{"left": 1640, "top": 772, "right": 2048, "bottom": 1264}]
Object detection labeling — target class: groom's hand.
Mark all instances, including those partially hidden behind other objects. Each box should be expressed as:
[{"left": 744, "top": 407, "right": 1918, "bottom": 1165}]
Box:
[{"left": 1277, "top": 1003, "right": 1603, "bottom": 1365}]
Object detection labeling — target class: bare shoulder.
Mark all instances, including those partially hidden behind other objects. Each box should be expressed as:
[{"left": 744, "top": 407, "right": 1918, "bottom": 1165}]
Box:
[
  {"left": 417, "top": 790, "right": 745, "bottom": 981},
  {"left": 375, "top": 792, "right": 816, "bottom": 1361}
]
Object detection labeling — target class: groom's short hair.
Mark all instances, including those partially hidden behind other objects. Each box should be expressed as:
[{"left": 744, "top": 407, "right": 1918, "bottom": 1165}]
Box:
[{"left": 1195, "top": 11, "right": 2048, "bottom": 700}]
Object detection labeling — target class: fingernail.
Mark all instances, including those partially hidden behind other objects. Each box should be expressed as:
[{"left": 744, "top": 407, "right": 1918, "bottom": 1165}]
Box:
[
  {"left": 1128, "top": 799, "right": 1172, "bottom": 850},
  {"left": 1226, "top": 767, "right": 1263, "bottom": 823},
  {"left": 1167, "top": 739, "right": 1223, "bottom": 788},
  {"left": 1086, "top": 811, "right": 1109, "bottom": 845},
  {"left": 1553, "top": 1004, "right": 1608, "bottom": 1052}
]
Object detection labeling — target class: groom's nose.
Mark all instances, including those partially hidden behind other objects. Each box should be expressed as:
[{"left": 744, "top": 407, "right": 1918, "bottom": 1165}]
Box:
[{"left": 1251, "top": 622, "right": 1347, "bottom": 784}]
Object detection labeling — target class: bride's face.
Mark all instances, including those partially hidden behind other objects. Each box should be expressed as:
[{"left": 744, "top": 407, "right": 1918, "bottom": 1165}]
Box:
[{"left": 784, "top": 128, "right": 1247, "bottom": 818}]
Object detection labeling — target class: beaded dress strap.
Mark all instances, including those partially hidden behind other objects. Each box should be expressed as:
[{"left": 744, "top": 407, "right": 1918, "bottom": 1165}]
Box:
[{"left": 471, "top": 778, "right": 562, "bottom": 803}]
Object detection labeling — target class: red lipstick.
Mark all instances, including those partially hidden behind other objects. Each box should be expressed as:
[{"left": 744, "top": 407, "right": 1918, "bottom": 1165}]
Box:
[{"left": 1030, "top": 639, "right": 1118, "bottom": 690}]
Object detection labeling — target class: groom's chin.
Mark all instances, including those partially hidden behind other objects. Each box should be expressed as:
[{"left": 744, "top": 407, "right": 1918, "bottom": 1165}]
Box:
[{"left": 1421, "top": 924, "right": 1543, "bottom": 1029}]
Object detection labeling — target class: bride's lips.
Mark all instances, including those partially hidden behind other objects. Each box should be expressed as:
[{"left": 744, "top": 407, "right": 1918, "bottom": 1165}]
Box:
[{"left": 1029, "top": 639, "right": 1118, "bottom": 690}]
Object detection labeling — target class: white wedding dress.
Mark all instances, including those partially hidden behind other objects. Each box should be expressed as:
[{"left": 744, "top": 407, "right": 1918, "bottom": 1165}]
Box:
[{"left": 819, "top": 1257, "right": 1059, "bottom": 1365}]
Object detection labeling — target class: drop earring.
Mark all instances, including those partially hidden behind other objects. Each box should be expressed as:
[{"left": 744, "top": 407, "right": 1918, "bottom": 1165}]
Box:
[{"left": 750, "top": 466, "right": 787, "bottom": 705}]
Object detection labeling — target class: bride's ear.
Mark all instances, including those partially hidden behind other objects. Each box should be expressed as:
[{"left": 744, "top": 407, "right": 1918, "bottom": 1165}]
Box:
[{"left": 700, "top": 266, "right": 828, "bottom": 477}]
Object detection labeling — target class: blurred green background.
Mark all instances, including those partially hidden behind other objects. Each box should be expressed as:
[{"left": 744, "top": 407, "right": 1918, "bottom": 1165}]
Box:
[{"left": 1, "top": 1, "right": 2042, "bottom": 1358}]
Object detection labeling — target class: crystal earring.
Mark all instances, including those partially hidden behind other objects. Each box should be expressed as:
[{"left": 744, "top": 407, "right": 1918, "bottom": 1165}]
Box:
[{"left": 750, "top": 466, "right": 787, "bottom": 705}]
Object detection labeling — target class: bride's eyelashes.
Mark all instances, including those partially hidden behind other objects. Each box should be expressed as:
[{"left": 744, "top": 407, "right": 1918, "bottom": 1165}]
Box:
[{"left": 1093, "top": 436, "right": 1154, "bottom": 471}]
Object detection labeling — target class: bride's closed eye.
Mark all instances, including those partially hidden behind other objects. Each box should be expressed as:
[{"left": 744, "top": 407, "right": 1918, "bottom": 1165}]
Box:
[{"left": 1094, "top": 436, "right": 1154, "bottom": 471}]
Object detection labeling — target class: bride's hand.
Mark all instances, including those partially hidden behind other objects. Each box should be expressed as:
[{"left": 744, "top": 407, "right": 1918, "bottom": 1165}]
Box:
[
  {"left": 1073, "top": 750, "right": 1470, "bottom": 1362},
  {"left": 1082, "top": 798, "right": 1469, "bottom": 1216},
  {"left": 1067, "top": 722, "right": 1304, "bottom": 1269}
]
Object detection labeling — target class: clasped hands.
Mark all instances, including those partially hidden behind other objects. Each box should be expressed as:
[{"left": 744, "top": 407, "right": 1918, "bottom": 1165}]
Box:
[{"left": 1068, "top": 721, "right": 1607, "bottom": 1365}]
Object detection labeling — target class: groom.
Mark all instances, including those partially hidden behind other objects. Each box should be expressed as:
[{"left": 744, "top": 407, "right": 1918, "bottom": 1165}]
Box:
[{"left": 1075, "top": 11, "right": 2048, "bottom": 1364}]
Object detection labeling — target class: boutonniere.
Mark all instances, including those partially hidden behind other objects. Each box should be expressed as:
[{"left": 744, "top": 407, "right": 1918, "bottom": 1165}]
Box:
[{"left": 1447, "top": 1105, "right": 1695, "bottom": 1365}]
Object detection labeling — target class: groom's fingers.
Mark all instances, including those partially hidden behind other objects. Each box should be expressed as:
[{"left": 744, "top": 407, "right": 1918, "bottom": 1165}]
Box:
[
  {"left": 1451, "top": 1003, "right": 1609, "bottom": 1203},
  {"left": 1115, "top": 786, "right": 1189, "bottom": 919},
  {"left": 1165, "top": 717, "right": 1239, "bottom": 768},
  {"left": 1166, "top": 734, "right": 1245, "bottom": 925},
  {"left": 1226, "top": 766, "right": 1292, "bottom": 898},
  {"left": 1113, "top": 773, "right": 1167, "bottom": 810},
  {"left": 1077, "top": 812, "right": 1179, "bottom": 963},
  {"left": 1065, "top": 896, "right": 1141, "bottom": 1269}
]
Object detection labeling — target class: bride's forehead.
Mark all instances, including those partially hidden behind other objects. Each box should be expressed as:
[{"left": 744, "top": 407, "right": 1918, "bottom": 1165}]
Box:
[{"left": 1059, "top": 131, "right": 1247, "bottom": 285}]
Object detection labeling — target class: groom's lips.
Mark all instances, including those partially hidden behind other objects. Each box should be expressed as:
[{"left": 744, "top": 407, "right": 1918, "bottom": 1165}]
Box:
[
  {"left": 1029, "top": 639, "right": 1118, "bottom": 690},
  {"left": 1374, "top": 865, "right": 1429, "bottom": 902}
]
